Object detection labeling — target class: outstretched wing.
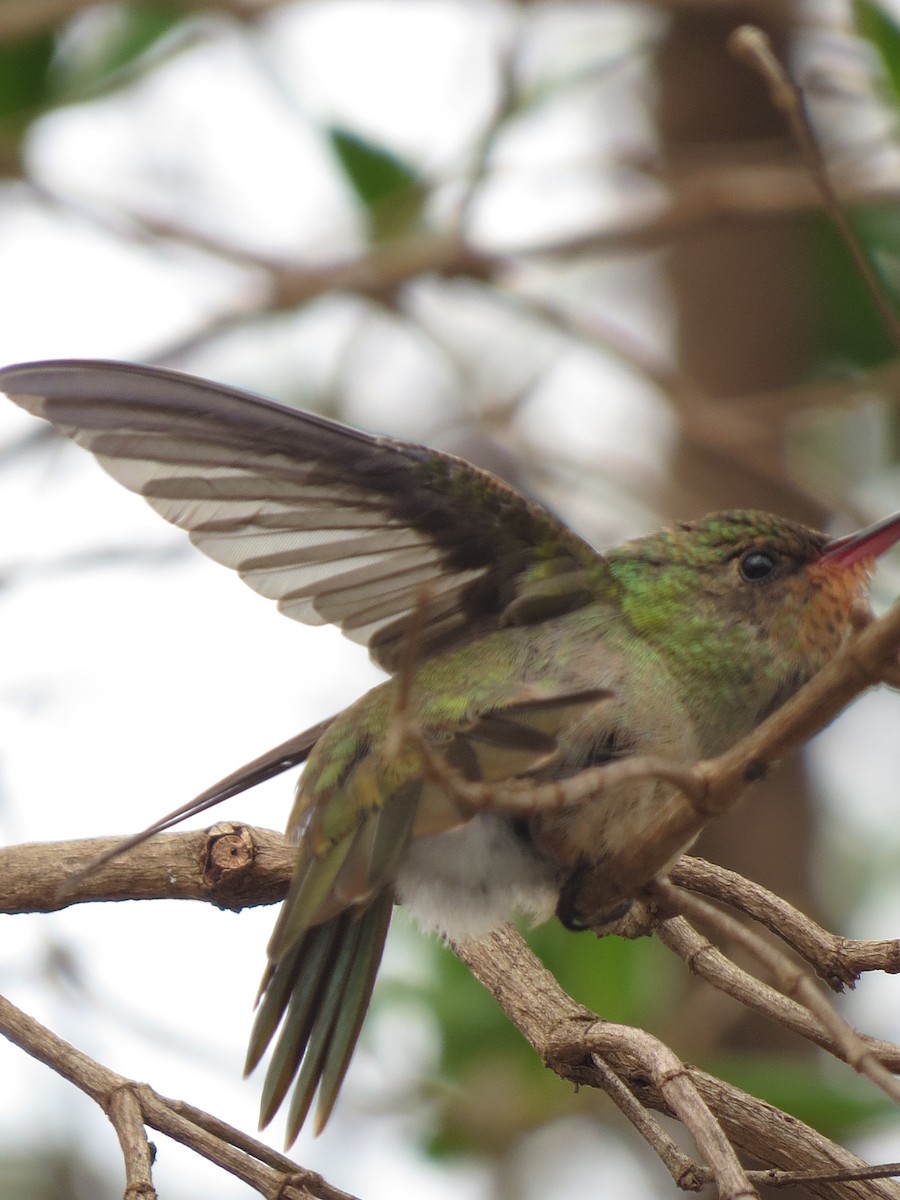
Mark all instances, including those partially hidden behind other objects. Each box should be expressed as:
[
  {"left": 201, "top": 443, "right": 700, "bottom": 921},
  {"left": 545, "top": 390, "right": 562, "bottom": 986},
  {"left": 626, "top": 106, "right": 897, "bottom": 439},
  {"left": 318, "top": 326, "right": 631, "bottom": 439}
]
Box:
[{"left": 0, "top": 359, "right": 609, "bottom": 672}]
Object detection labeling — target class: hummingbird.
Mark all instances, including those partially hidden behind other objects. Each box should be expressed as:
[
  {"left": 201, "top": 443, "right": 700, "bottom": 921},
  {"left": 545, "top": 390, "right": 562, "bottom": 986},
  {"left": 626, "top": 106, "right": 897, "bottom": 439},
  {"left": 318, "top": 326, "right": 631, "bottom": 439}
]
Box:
[{"left": 3, "top": 358, "right": 900, "bottom": 1142}]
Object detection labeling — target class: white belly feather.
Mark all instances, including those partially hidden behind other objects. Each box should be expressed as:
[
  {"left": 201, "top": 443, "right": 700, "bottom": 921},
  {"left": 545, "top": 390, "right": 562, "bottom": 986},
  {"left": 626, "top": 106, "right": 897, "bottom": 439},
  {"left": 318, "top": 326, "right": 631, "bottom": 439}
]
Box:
[{"left": 395, "top": 815, "right": 558, "bottom": 939}]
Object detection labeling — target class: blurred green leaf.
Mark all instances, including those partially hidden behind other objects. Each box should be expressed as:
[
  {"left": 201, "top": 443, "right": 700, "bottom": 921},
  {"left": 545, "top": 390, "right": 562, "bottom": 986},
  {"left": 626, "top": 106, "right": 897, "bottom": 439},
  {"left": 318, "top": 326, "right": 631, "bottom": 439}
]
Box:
[
  {"left": 0, "top": 3, "right": 187, "bottom": 175},
  {"left": 0, "top": 5, "right": 186, "bottom": 122},
  {"left": 0, "top": 33, "right": 56, "bottom": 120},
  {"left": 804, "top": 210, "right": 898, "bottom": 374},
  {"left": 54, "top": 4, "right": 187, "bottom": 101},
  {"left": 526, "top": 919, "right": 682, "bottom": 1029},
  {"left": 855, "top": 0, "right": 900, "bottom": 103},
  {"left": 328, "top": 125, "right": 427, "bottom": 241}
]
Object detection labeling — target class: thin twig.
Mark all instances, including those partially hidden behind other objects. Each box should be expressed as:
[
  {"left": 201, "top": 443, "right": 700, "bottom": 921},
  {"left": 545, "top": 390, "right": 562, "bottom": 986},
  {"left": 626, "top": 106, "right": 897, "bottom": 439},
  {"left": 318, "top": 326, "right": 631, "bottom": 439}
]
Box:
[
  {"left": 107, "top": 1085, "right": 157, "bottom": 1200},
  {"left": 588, "top": 1053, "right": 707, "bottom": 1192},
  {"left": 753, "top": 1161, "right": 900, "bottom": 1189},
  {"left": 599, "top": 1027, "right": 760, "bottom": 1199},
  {"left": 729, "top": 25, "right": 900, "bottom": 349},
  {"left": 650, "top": 880, "right": 900, "bottom": 1101},
  {"left": 671, "top": 856, "right": 900, "bottom": 990},
  {"left": 655, "top": 914, "right": 900, "bottom": 1071},
  {"left": 0, "top": 993, "right": 360, "bottom": 1200}
]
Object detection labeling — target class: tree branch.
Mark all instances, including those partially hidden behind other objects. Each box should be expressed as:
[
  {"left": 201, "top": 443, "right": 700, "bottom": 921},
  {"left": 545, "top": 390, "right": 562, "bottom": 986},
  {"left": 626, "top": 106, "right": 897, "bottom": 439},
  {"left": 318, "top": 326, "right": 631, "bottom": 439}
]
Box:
[
  {"left": 453, "top": 928, "right": 900, "bottom": 1200},
  {"left": 670, "top": 857, "right": 900, "bottom": 990},
  {"left": 0, "top": 992, "right": 360, "bottom": 1200},
  {"left": 0, "top": 822, "right": 294, "bottom": 915},
  {"left": 2, "top": 602, "right": 900, "bottom": 1195}
]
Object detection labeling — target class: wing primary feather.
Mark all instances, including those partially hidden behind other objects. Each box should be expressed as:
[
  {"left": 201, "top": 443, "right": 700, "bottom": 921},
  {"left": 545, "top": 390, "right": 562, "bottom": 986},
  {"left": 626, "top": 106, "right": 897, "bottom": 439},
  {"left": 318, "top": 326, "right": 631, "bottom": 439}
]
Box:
[{"left": 0, "top": 359, "right": 610, "bottom": 673}]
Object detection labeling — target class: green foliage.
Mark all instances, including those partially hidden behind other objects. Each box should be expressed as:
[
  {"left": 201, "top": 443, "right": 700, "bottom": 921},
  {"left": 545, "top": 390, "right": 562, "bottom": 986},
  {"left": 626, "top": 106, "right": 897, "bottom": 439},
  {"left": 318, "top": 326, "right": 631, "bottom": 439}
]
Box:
[
  {"left": 804, "top": 211, "right": 898, "bottom": 374},
  {"left": 328, "top": 126, "right": 427, "bottom": 241},
  {"left": 526, "top": 920, "right": 681, "bottom": 1030},
  {"left": 855, "top": 0, "right": 900, "bottom": 104},
  {"left": 52, "top": 4, "right": 187, "bottom": 101},
  {"left": 0, "top": 34, "right": 57, "bottom": 120},
  {"left": 0, "top": 2, "right": 187, "bottom": 167}
]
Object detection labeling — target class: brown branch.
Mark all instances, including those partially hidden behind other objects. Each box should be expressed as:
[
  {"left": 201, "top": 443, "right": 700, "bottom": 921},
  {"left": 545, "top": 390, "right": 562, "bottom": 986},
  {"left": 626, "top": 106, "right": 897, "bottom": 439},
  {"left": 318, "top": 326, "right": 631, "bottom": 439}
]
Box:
[
  {"left": 0, "top": 822, "right": 295, "bottom": 915},
  {"left": 0, "top": 992, "right": 360, "bottom": 1200},
  {"left": 648, "top": 881, "right": 900, "bottom": 1101},
  {"left": 671, "top": 857, "right": 900, "bottom": 990},
  {"left": 107, "top": 1085, "right": 157, "bottom": 1200},
  {"left": 593, "top": 1026, "right": 758, "bottom": 1200},
  {"left": 758, "top": 1162, "right": 900, "bottom": 1189},
  {"left": 588, "top": 1053, "right": 707, "bottom": 1191},
  {"left": 128, "top": 163, "right": 900, "bottom": 286},
  {"left": 729, "top": 25, "right": 900, "bottom": 351},
  {"left": 728, "top": 358, "right": 900, "bottom": 422},
  {"left": 453, "top": 927, "right": 900, "bottom": 1200}
]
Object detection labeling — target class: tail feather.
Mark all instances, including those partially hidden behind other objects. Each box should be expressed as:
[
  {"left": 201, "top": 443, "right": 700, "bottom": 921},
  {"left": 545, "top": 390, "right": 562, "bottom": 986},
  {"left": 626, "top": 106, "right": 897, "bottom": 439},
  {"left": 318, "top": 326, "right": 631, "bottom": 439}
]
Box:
[
  {"left": 247, "top": 889, "right": 394, "bottom": 1142},
  {"left": 309, "top": 888, "right": 393, "bottom": 1135},
  {"left": 251, "top": 919, "right": 343, "bottom": 1122}
]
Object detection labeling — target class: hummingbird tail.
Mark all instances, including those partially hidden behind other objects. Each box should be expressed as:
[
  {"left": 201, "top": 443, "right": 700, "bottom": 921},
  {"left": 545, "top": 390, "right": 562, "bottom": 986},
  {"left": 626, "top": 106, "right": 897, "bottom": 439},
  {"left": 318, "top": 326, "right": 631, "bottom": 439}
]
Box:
[{"left": 246, "top": 887, "right": 393, "bottom": 1142}]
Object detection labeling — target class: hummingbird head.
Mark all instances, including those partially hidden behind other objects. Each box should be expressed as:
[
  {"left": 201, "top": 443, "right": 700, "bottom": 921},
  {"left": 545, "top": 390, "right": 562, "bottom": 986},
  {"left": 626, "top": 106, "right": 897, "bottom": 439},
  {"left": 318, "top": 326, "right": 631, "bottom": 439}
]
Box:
[{"left": 607, "top": 508, "right": 900, "bottom": 737}]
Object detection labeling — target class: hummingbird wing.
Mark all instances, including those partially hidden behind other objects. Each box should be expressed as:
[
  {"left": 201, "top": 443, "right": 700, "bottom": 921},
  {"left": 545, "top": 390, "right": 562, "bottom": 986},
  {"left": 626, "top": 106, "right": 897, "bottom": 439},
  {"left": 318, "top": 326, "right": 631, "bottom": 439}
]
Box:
[
  {"left": 0, "top": 359, "right": 610, "bottom": 672},
  {"left": 1, "top": 358, "right": 616, "bottom": 1139}
]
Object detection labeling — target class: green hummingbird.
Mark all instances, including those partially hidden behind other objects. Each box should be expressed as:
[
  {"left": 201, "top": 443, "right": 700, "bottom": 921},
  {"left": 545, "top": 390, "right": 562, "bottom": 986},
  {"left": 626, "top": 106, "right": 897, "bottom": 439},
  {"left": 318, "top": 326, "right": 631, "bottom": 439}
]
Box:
[{"left": 3, "top": 358, "right": 900, "bottom": 1142}]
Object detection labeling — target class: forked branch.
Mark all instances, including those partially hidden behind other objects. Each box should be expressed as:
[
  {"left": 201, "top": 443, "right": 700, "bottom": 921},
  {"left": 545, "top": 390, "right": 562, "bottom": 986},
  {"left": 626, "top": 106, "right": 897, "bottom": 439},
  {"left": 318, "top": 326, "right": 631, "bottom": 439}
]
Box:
[{"left": 1, "top": 601, "right": 899, "bottom": 1194}]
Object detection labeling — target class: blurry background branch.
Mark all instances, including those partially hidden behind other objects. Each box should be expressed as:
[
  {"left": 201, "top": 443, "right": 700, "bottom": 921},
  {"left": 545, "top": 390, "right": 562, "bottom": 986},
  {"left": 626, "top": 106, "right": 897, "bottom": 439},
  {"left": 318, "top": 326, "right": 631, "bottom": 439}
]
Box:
[{"left": 0, "top": 993, "right": 362, "bottom": 1200}]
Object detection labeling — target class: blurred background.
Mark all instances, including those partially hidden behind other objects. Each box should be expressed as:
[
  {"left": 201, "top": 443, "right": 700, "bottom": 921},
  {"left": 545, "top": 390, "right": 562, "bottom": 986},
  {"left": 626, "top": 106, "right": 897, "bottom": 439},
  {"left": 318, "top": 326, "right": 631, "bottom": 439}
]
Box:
[{"left": 2, "top": 1, "right": 900, "bottom": 1197}]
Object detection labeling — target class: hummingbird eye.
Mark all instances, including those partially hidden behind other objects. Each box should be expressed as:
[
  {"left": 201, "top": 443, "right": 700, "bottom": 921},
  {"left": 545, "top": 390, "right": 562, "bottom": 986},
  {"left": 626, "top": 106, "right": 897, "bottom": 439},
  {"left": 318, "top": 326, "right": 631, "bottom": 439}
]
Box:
[{"left": 738, "top": 549, "right": 779, "bottom": 583}]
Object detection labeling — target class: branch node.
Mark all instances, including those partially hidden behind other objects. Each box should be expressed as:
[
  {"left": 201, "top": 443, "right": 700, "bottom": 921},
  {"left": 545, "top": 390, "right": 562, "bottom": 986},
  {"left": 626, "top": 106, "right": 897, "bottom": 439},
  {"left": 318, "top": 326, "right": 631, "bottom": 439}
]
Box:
[{"left": 202, "top": 822, "right": 255, "bottom": 888}]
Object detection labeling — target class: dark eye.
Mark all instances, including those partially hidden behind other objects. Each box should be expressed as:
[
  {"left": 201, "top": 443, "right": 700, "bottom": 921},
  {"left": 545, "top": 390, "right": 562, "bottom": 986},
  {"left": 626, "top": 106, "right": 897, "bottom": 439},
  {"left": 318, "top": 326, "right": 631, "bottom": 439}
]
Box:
[{"left": 739, "top": 550, "right": 778, "bottom": 583}]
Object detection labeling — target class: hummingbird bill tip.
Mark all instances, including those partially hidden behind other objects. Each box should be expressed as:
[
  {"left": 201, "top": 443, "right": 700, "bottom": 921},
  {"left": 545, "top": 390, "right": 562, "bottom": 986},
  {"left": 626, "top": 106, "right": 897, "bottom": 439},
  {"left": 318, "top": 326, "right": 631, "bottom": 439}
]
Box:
[{"left": 821, "top": 510, "right": 900, "bottom": 567}]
